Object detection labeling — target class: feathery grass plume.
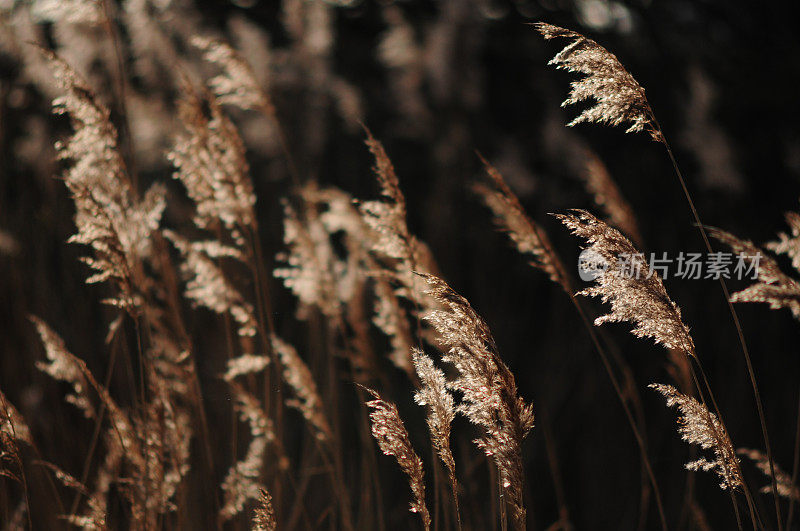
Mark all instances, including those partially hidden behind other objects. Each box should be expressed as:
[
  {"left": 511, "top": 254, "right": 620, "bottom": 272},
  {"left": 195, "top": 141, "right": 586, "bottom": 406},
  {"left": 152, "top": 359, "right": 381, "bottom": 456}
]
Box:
[
  {"left": 192, "top": 36, "right": 275, "bottom": 117},
  {"left": 557, "top": 210, "right": 696, "bottom": 355},
  {"left": 0, "top": 389, "right": 30, "bottom": 505},
  {"left": 165, "top": 231, "right": 257, "bottom": 337},
  {"left": 769, "top": 210, "right": 800, "bottom": 271},
  {"left": 375, "top": 277, "right": 416, "bottom": 375},
  {"left": 46, "top": 51, "right": 166, "bottom": 312},
  {"left": 411, "top": 349, "right": 458, "bottom": 502},
  {"left": 272, "top": 335, "right": 332, "bottom": 442},
  {"left": 474, "top": 154, "right": 571, "bottom": 290},
  {"left": 580, "top": 151, "right": 643, "bottom": 246},
  {"left": 32, "top": 316, "right": 96, "bottom": 418},
  {"left": 37, "top": 462, "right": 106, "bottom": 530},
  {"left": 739, "top": 449, "right": 800, "bottom": 501},
  {"left": 33, "top": 316, "right": 191, "bottom": 525},
  {"left": 274, "top": 198, "right": 340, "bottom": 317},
  {"left": 363, "top": 386, "right": 430, "bottom": 530},
  {"left": 30, "top": 0, "right": 104, "bottom": 25},
  {"left": 420, "top": 273, "right": 534, "bottom": 529},
  {"left": 276, "top": 185, "right": 377, "bottom": 319},
  {"left": 221, "top": 385, "right": 275, "bottom": 521},
  {"left": 357, "top": 130, "right": 440, "bottom": 371},
  {"left": 32, "top": 317, "right": 134, "bottom": 524},
  {"left": 252, "top": 489, "right": 277, "bottom": 531},
  {"left": 169, "top": 83, "right": 256, "bottom": 245},
  {"left": 358, "top": 128, "right": 416, "bottom": 264},
  {"left": 305, "top": 184, "right": 375, "bottom": 310},
  {"left": 0, "top": 390, "right": 31, "bottom": 445},
  {"left": 534, "top": 23, "right": 661, "bottom": 141},
  {"left": 736, "top": 448, "right": 800, "bottom": 502},
  {"left": 224, "top": 354, "right": 271, "bottom": 381},
  {"left": 649, "top": 384, "right": 743, "bottom": 491},
  {"left": 708, "top": 227, "right": 800, "bottom": 320}
]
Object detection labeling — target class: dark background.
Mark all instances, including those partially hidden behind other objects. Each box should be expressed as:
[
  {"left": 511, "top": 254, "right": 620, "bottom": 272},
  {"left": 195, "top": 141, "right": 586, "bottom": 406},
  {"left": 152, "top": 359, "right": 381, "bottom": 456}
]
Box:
[{"left": 2, "top": 0, "right": 800, "bottom": 529}]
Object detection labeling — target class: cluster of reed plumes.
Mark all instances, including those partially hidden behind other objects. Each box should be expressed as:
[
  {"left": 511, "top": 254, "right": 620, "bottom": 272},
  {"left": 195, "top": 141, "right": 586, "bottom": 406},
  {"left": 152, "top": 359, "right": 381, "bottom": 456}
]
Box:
[{"left": 1, "top": 1, "right": 799, "bottom": 530}]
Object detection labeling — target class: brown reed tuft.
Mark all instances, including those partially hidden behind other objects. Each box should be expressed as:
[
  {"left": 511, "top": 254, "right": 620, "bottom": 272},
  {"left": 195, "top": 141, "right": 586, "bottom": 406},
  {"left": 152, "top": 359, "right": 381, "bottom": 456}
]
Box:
[
  {"left": 474, "top": 155, "right": 571, "bottom": 291},
  {"left": 580, "top": 151, "right": 643, "bottom": 246},
  {"left": 739, "top": 449, "right": 800, "bottom": 501},
  {"left": 709, "top": 226, "right": 800, "bottom": 320},
  {"left": 363, "top": 386, "right": 431, "bottom": 531},
  {"left": 557, "top": 210, "right": 696, "bottom": 356},
  {"left": 420, "top": 273, "right": 534, "bottom": 530},
  {"left": 650, "top": 384, "right": 743, "bottom": 491},
  {"left": 534, "top": 22, "right": 660, "bottom": 141}
]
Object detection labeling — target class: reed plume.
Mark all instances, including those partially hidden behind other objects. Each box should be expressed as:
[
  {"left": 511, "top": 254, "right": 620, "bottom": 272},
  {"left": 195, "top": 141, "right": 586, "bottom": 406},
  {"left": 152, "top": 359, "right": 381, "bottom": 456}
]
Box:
[
  {"left": 252, "top": 488, "right": 278, "bottom": 530},
  {"left": 708, "top": 226, "right": 800, "bottom": 320},
  {"left": 739, "top": 449, "right": 800, "bottom": 501},
  {"left": 220, "top": 385, "right": 275, "bottom": 521},
  {"left": 650, "top": 384, "right": 743, "bottom": 491},
  {"left": 363, "top": 386, "right": 431, "bottom": 531},
  {"left": 0, "top": 390, "right": 32, "bottom": 446},
  {"left": 169, "top": 84, "right": 256, "bottom": 245},
  {"left": 557, "top": 210, "right": 696, "bottom": 356},
  {"left": 274, "top": 198, "right": 341, "bottom": 318},
  {"left": 474, "top": 155, "right": 570, "bottom": 290},
  {"left": 411, "top": 348, "right": 459, "bottom": 519},
  {"left": 534, "top": 22, "right": 660, "bottom": 141},
  {"left": 770, "top": 210, "right": 800, "bottom": 271},
  {"left": 580, "top": 151, "right": 643, "bottom": 246},
  {"left": 47, "top": 51, "right": 166, "bottom": 313},
  {"left": 192, "top": 36, "right": 274, "bottom": 117},
  {"left": 272, "top": 335, "right": 331, "bottom": 442},
  {"left": 165, "top": 231, "right": 257, "bottom": 338},
  {"left": 420, "top": 273, "right": 534, "bottom": 530},
  {"left": 32, "top": 316, "right": 96, "bottom": 419}
]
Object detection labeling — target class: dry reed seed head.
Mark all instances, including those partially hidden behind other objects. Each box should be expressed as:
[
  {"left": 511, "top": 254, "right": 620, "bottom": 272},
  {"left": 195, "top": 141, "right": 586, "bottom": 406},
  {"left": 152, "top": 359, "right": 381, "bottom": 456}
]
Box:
[
  {"left": 275, "top": 186, "right": 372, "bottom": 316},
  {"left": 30, "top": 318, "right": 185, "bottom": 524},
  {"left": 411, "top": 349, "right": 456, "bottom": 477},
  {"left": 557, "top": 210, "right": 696, "bottom": 356},
  {"left": 580, "top": 151, "right": 643, "bottom": 246},
  {"left": 46, "top": 52, "right": 166, "bottom": 311},
  {"left": 224, "top": 354, "right": 271, "bottom": 381},
  {"left": 708, "top": 226, "right": 800, "bottom": 320},
  {"left": 39, "top": 462, "right": 106, "bottom": 529},
  {"left": 192, "top": 36, "right": 275, "bottom": 117},
  {"left": 274, "top": 198, "right": 341, "bottom": 317},
  {"left": 30, "top": 0, "right": 104, "bottom": 25},
  {"left": 169, "top": 87, "right": 256, "bottom": 244},
  {"left": 649, "top": 384, "right": 743, "bottom": 491},
  {"left": 0, "top": 390, "right": 32, "bottom": 445},
  {"left": 303, "top": 184, "right": 375, "bottom": 305},
  {"left": 32, "top": 316, "right": 96, "bottom": 418},
  {"left": 474, "top": 155, "right": 571, "bottom": 290},
  {"left": 363, "top": 387, "right": 431, "bottom": 530},
  {"left": 374, "top": 278, "right": 416, "bottom": 375},
  {"left": 271, "top": 335, "right": 332, "bottom": 442},
  {"left": 738, "top": 448, "right": 800, "bottom": 501},
  {"left": 359, "top": 129, "right": 415, "bottom": 261},
  {"left": 769, "top": 210, "right": 800, "bottom": 272},
  {"left": 418, "top": 273, "right": 534, "bottom": 528},
  {"left": 534, "top": 22, "right": 661, "bottom": 141},
  {"left": 252, "top": 489, "right": 277, "bottom": 531},
  {"left": 221, "top": 385, "right": 275, "bottom": 520},
  {"left": 166, "top": 230, "right": 257, "bottom": 337}
]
